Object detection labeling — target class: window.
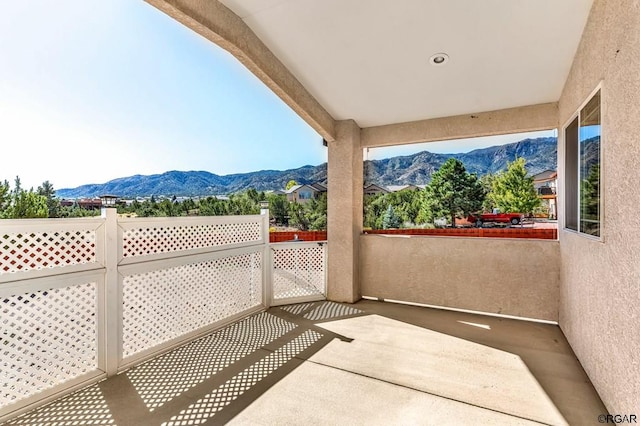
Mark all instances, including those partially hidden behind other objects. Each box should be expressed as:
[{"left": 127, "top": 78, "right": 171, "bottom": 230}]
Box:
[
  {"left": 564, "top": 89, "right": 601, "bottom": 237},
  {"left": 298, "top": 190, "right": 312, "bottom": 200}
]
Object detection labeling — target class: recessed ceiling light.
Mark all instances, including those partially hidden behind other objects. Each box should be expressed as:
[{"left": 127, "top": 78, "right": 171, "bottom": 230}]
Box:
[{"left": 429, "top": 53, "right": 449, "bottom": 66}]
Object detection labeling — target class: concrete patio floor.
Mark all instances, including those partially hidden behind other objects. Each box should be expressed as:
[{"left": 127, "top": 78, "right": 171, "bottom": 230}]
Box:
[{"left": 4, "top": 300, "right": 606, "bottom": 425}]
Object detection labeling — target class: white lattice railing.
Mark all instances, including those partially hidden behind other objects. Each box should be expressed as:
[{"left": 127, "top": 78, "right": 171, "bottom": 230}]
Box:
[
  {"left": 0, "top": 211, "right": 326, "bottom": 422},
  {"left": 115, "top": 215, "right": 269, "bottom": 368},
  {"left": 0, "top": 218, "right": 105, "bottom": 282},
  {"left": 0, "top": 275, "right": 102, "bottom": 407},
  {"left": 119, "top": 248, "right": 264, "bottom": 362},
  {"left": 271, "top": 242, "right": 327, "bottom": 305},
  {"left": 118, "top": 216, "right": 265, "bottom": 264}
]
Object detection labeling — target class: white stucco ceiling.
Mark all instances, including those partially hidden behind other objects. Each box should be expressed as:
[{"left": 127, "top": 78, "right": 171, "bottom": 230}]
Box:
[{"left": 220, "top": 0, "right": 594, "bottom": 128}]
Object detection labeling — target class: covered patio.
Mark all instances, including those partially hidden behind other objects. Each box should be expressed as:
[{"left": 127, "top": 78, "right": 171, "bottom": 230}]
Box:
[
  {"left": 4, "top": 300, "right": 605, "bottom": 425},
  {"left": 2, "top": 0, "right": 639, "bottom": 423}
]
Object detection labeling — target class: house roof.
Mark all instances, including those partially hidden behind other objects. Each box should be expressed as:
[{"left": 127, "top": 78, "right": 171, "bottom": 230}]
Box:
[
  {"left": 218, "top": 0, "right": 593, "bottom": 128},
  {"left": 284, "top": 184, "right": 303, "bottom": 194},
  {"left": 364, "top": 184, "right": 389, "bottom": 193},
  {"left": 286, "top": 184, "right": 319, "bottom": 194},
  {"left": 310, "top": 182, "right": 327, "bottom": 191},
  {"left": 532, "top": 170, "right": 558, "bottom": 182}
]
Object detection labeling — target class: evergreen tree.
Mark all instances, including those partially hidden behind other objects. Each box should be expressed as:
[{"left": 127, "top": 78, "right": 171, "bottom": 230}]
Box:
[
  {"left": 479, "top": 173, "right": 496, "bottom": 212},
  {"left": 0, "top": 177, "right": 48, "bottom": 219},
  {"left": 307, "top": 193, "right": 327, "bottom": 230},
  {"left": 266, "top": 193, "right": 289, "bottom": 225},
  {"left": 37, "top": 180, "right": 61, "bottom": 218},
  {"left": 4, "top": 190, "right": 48, "bottom": 218},
  {"left": 363, "top": 193, "right": 386, "bottom": 229},
  {"left": 580, "top": 164, "right": 600, "bottom": 235},
  {"left": 419, "top": 159, "right": 485, "bottom": 227},
  {"left": 0, "top": 180, "right": 10, "bottom": 214},
  {"left": 158, "top": 199, "right": 180, "bottom": 216},
  {"left": 490, "top": 158, "right": 540, "bottom": 214},
  {"left": 198, "top": 196, "right": 228, "bottom": 216},
  {"left": 288, "top": 202, "right": 310, "bottom": 230},
  {"left": 364, "top": 189, "right": 422, "bottom": 229},
  {"left": 382, "top": 205, "right": 401, "bottom": 229}
]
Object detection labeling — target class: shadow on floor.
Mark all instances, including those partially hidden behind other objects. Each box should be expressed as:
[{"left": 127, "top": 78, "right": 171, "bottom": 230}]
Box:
[
  {"left": 3, "top": 300, "right": 606, "bottom": 425},
  {"left": 4, "top": 302, "right": 365, "bottom": 426}
]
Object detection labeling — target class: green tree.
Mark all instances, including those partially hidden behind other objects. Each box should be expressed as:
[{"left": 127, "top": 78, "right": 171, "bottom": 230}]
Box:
[
  {"left": 419, "top": 159, "right": 485, "bottom": 227},
  {"left": 0, "top": 177, "right": 48, "bottom": 219},
  {"left": 288, "top": 202, "right": 311, "bottom": 230},
  {"left": 158, "top": 199, "right": 180, "bottom": 216},
  {"left": 490, "top": 157, "right": 540, "bottom": 214},
  {"left": 364, "top": 189, "right": 422, "bottom": 229},
  {"left": 307, "top": 193, "right": 327, "bottom": 230},
  {"left": 198, "top": 196, "right": 228, "bottom": 216},
  {"left": 479, "top": 173, "right": 496, "bottom": 212},
  {"left": 363, "top": 193, "right": 386, "bottom": 229},
  {"left": 285, "top": 180, "right": 298, "bottom": 190},
  {"left": 137, "top": 199, "right": 160, "bottom": 217},
  {"left": 266, "top": 193, "right": 289, "bottom": 225},
  {"left": 4, "top": 190, "right": 48, "bottom": 218},
  {"left": 382, "top": 205, "right": 401, "bottom": 229},
  {"left": 580, "top": 164, "right": 600, "bottom": 235},
  {"left": 37, "top": 180, "right": 61, "bottom": 218},
  {"left": 59, "top": 205, "right": 100, "bottom": 218},
  {"left": 227, "top": 192, "right": 259, "bottom": 215},
  {"left": 181, "top": 198, "right": 197, "bottom": 215},
  {"left": 0, "top": 179, "right": 10, "bottom": 214}
]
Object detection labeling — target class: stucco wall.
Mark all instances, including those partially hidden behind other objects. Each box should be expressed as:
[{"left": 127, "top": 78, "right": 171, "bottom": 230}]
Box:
[
  {"left": 360, "top": 235, "right": 560, "bottom": 321},
  {"left": 557, "top": 0, "right": 640, "bottom": 414}
]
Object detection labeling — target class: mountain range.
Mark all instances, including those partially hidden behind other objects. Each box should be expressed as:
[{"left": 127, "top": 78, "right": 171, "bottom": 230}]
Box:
[{"left": 57, "top": 137, "right": 557, "bottom": 198}]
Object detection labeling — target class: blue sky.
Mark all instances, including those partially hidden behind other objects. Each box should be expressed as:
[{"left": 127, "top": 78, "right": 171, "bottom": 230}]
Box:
[
  {"left": 0, "top": 0, "right": 324, "bottom": 190},
  {"left": 1, "top": 1, "right": 555, "bottom": 191}
]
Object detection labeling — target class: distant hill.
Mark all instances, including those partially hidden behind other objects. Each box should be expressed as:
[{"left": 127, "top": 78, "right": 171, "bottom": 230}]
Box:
[
  {"left": 364, "top": 137, "right": 557, "bottom": 185},
  {"left": 57, "top": 137, "right": 557, "bottom": 198}
]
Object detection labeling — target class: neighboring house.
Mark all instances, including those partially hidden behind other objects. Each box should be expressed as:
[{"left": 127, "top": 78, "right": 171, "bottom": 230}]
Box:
[
  {"left": 285, "top": 184, "right": 318, "bottom": 203},
  {"left": 363, "top": 183, "right": 389, "bottom": 196},
  {"left": 310, "top": 182, "right": 327, "bottom": 194},
  {"left": 532, "top": 170, "right": 557, "bottom": 219}
]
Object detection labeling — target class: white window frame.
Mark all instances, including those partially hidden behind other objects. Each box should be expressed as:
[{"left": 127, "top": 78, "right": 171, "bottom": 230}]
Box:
[{"left": 560, "top": 82, "right": 604, "bottom": 241}]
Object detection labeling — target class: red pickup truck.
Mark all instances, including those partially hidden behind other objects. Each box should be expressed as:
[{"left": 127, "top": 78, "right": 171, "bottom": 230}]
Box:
[{"left": 467, "top": 212, "right": 524, "bottom": 226}]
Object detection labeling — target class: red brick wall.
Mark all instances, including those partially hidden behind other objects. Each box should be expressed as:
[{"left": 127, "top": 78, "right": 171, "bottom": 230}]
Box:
[
  {"left": 270, "top": 228, "right": 556, "bottom": 241},
  {"left": 363, "top": 228, "right": 557, "bottom": 240},
  {"left": 269, "top": 231, "right": 327, "bottom": 243}
]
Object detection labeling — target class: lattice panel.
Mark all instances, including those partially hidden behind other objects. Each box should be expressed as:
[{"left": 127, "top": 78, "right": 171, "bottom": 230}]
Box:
[
  {"left": 121, "top": 221, "right": 262, "bottom": 258},
  {"left": 0, "top": 229, "right": 97, "bottom": 274},
  {"left": 1, "top": 282, "right": 97, "bottom": 407},
  {"left": 163, "top": 330, "right": 322, "bottom": 426},
  {"left": 272, "top": 245, "right": 325, "bottom": 300},
  {"left": 122, "top": 252, "right": 263, "bottom": 358},
  {"left": 4, "top": 384, "right": 114, "bottom": 426}
]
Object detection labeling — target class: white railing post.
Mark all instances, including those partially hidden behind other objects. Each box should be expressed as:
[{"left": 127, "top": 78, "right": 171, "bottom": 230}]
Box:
[
  {"left": 101, "top": 206, "right": 121, "bottom": 376},
  {"left": 260, "top": 203, "right": 272, "bottom": 308}
]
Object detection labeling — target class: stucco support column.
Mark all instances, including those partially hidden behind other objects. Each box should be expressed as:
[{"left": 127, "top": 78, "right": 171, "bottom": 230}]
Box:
[{"left": 327, "top": 120, "right": 363, "bottom": 303}]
